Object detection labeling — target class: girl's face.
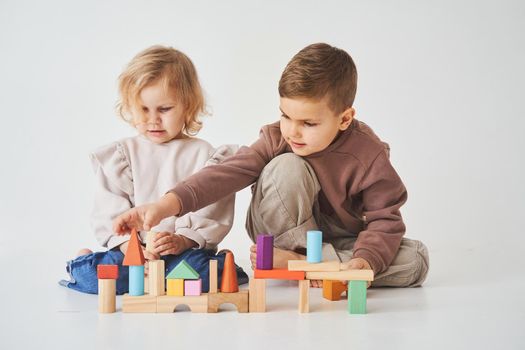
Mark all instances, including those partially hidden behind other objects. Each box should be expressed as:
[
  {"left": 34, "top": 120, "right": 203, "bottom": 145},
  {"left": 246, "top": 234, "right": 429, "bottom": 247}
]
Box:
[{"left": 134, "top": 81, "right": 185, "bottom": 144}]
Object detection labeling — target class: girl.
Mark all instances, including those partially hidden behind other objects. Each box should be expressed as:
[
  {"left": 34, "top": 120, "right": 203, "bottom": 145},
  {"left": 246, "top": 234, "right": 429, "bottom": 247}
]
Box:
[{"left": 60, "top": 45, "right": 247, "bottom": 294}]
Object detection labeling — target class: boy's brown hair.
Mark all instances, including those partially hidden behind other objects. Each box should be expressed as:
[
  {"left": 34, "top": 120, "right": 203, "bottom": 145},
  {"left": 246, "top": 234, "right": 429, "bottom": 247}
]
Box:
[
  {"left": 117, "top": 45, "right": 205, "bottom": 135},
  {"left": 278, "top": 43, "right": 358, "bottom": 114}
]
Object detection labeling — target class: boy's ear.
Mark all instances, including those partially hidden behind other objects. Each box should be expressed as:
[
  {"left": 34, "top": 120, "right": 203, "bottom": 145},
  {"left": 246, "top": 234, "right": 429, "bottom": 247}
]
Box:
[{"left": 339, "top": 107, "right": 355, "bottom": 130}]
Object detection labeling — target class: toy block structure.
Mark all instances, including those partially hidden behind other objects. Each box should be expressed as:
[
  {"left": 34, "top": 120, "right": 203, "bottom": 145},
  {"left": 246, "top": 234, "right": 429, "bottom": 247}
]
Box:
[
  {"left": 209, "top": 259, "right": 218, "bottom": 293},
  {"left": 148, "top": 260, "right": 165, "bottom": 296},
  {"left": 208, "top": 290, "right": 249, "bottom": 313},
  {"left": 256, "top": 234, "right": 273, "bottom": 270},
  {"left": 97, "top": 265, "right": 118, "bottom": 313},
  {"left": 166, "top": 260, "right": 200, "bottom": 296},
  {"left": 322, "top": 280, "right": 348, "bottom": 301},
  {"left": 306, "top": 230, "right": 322, "bottom": 263},
  {"left": 122, "top": 228, "right": 146, "bottom": 296},
  {"left": 220, "top": 251, "right": 238, "bottom": 293},
  {"left": 248, "top": 278, "right": 266, "bottom": 312},
  {"left": 288, "top": 260, "right": 340, "bottom": 272},
  {"left": 254, "top": 268, "right": 305, "bottom": 280}
]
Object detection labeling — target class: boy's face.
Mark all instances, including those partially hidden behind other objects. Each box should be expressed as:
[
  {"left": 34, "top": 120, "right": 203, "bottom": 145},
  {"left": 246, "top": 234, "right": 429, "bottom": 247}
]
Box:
[
  {"left": 279, "top": 97, "right": 354, "bottom": 156},
  {"left": 134, "top": 81, "right": 185, "bottom": 144}
]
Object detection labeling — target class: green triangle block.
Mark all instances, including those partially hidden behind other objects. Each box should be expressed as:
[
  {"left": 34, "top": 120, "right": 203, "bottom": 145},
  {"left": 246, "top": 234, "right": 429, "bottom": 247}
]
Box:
[
  {"left": 348, "top": 280, "right": 367, "bottom": 314},
  {"left": 166, "top": 260, "right": 200, "bottom": 280}
]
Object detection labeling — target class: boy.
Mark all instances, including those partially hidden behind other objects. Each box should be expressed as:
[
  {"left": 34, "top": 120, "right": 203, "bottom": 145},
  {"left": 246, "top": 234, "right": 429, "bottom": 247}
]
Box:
[{"left": 113, "top": 43, "right": 429, "bottom": 287}]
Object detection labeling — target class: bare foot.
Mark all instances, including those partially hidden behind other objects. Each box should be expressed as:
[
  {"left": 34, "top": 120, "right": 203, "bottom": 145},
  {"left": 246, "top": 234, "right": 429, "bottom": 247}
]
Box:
[
  {"left": 310, "top": 280, "right": 323, "bottom": 288},
  {"left": 76, "top": 248, "right": 93, "bottom": 257}
]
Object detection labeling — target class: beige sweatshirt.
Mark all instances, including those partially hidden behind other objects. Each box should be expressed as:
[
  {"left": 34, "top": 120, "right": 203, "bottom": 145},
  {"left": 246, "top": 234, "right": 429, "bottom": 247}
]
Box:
[
  {"left": 90, "top": 135, "right": 237, "bottom": 250},
  {"left": 171, "top": 119, "right": 407, "bottom": 274}
]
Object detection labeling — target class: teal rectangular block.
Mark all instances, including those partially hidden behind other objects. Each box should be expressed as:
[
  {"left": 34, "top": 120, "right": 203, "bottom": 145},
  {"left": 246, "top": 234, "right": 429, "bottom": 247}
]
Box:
[
  {"left": 348, "top": 280, "right": 367, "bottom": 314},
  {"left": 129, "top": 265, "right": 145, "bottom": 296}
]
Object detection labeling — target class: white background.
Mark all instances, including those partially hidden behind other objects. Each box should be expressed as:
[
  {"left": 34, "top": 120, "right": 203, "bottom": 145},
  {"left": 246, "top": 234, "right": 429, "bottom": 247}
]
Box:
[{"left": 0, "top": 1, "right": 524, "bottom": 349}]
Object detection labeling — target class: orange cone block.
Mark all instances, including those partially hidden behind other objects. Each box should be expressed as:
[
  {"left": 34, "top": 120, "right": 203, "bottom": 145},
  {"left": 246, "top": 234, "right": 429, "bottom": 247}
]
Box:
[{"left": 220, "top": 251, "right": 238, "bottom": 293}]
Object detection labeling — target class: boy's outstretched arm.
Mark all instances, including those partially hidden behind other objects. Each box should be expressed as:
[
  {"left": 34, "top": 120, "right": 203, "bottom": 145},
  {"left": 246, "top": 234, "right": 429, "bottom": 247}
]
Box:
[{"left": 113, "top": 192, "right": 182, "bottom": 234}]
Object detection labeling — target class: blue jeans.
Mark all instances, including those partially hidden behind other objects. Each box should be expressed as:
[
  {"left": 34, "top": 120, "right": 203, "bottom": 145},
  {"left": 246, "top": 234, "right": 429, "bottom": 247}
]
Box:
[{"left": 59, "top": 249, "right": 249, "bottom": 295}]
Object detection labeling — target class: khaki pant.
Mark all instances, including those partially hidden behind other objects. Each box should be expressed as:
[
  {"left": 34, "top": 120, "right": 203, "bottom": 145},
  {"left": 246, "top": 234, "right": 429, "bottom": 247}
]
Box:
[{"left": 246, "top": 154, "right": 429, "bottom": 287}]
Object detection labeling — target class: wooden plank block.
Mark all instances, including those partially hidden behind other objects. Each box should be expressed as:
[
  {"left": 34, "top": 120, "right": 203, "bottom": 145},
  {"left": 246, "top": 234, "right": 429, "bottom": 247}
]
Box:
[
  {"left": 322, "top": 280, "right": 347, "bottom": 301},
  {"left": 288, "top": 260, "right": 340, "bottom": 272},
  {"left": 348, "top": 280, "right": 367, "bottom": 314},
  {"left": 208, "top": 291, "right": 249, "bottom": 313},
  {"left": 184, "top": 279, "right": 202, "bottom": 296},
  {"left": 305, "top": 269, "right": 374, "bottom": 282},
  {"left": 256, "top": 234, "right": 273, "bottom": 270},
  {"left": 148, "top": 260, "right": 165, "bottom": 296},
  {"left": 298, "top": 280, "right": 309, "bottom": 313},
  {"left": 167, "top": 279, "right": 184, "bottom": 296},
  {"left": 98, "top": 279, "right": 116, "bottom": 313},
  {"left": 157, "top": 295, "right": 208, "bottom": 313},
  {"left": 122, "top": 294, "right": 157, "bottom": 313},
  {"left": 209, "top": 259, "right": 218, "bottom": 294},
  {"left": 254, "top": 268, "right": 305, "bottom": 280},
  {"left": 97, "top": 265, "right": 119, "bottom": 279},
  {"left": 248, "top": 278, "right": 266, "bottom": 313}
]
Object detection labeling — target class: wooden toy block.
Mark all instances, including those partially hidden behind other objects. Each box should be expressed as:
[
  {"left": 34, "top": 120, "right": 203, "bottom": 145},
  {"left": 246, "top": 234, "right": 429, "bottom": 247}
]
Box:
[
  {"left": 98, "top": 279, "right": 116, "bottom": 313},
  {"left": 166, "top": 260, "right": 199, "bottom": 279},
  {"left": 148, "top": 260, "right": 165, "bottom": 296},
  {"left": 254, "top": 268, "right": 305, "bottom": 280},
  {"left": 209, "top": 259, "right": 218, "bottom": 294},
  {"left": 322, "top": 280, "right": 348, "bottom": 301},
  {"left": 248, "top": 278, "right": 266, "bottom": 312},
  {"left": 145, "top": 231, "right": 157, "bottom": 252},
  {"left": 348, "top": 280, "right": 367, "bottom": 314},
  {"left": 220, "top": 251, "right": 238, "bottom": 293},
  {"left": 305, "top": 269, "right": 374, "bottom": 282},
  {"left": 298, "top": 280, "right": 309, "bottom": 313},
  {"left": 157, "top": 295, "right": 208, "bottom": 313},
  {"left": 288, "top": 260, "right": 340, "bottom": 272},
  {"left": 122, "top": 228, "right": 145, "bottom": 266},
  {"left": 167, "top": 279, "right": 184, "bottom": 296},
  {"left": 184, "top": 279, "right": 202, "bottom": 296},
  {"left": 306, "top": 230, "right": 322, "bottom": 263},
  {"left": 207, "top": 290, "right": 249, "bottom": 313},
  {"left": 97, "top": 264, "right": 119, "bottom": 279},
  {"left": 122, "top": 294, "right": 157, "bottom": 313},
  {"left": 256, "top": 234, "right": 273, "bottom": 270},
  {"left": 129, "top": 265, "right": 145, "bottom": 296}
]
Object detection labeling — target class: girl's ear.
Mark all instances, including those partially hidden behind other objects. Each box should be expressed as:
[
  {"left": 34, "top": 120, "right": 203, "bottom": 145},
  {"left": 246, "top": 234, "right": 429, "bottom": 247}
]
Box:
[{"left": 339, "top": 107, "right": 355, "bottom": 130}]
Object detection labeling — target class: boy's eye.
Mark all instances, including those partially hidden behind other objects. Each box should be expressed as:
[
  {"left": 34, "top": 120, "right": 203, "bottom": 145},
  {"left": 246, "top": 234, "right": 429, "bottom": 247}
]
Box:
[
  {"left": 304, "top": 122, "right": 318, "bottom": 127},
  {"left": 159, "top": 107, "right": 173, "bottom": 113}
]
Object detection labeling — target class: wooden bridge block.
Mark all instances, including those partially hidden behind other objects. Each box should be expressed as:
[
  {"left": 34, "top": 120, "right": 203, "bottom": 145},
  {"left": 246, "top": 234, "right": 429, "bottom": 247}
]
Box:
[
  {"left": 156, "top": 295, "right": 208, "bottom": 313},
  {"left": 207, "top": 291, "right": 249, "bottom": 313}
]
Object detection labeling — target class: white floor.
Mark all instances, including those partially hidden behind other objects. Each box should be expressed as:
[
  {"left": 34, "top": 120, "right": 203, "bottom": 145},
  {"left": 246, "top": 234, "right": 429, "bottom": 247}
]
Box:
[{"left": 1, "top": 246, "right": 524, "bottom": 350}]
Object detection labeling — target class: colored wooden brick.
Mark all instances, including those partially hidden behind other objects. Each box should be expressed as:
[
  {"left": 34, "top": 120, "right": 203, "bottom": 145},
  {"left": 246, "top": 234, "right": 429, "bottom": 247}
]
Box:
[
  {"left": 288, "top": 260, "right": 340, "bottom": 272},
  {"left": 305, "top": 269, "right": 374, "bottom": 282},
  {"left": 166, "top": 260, "right": 199, "bottom": 280},
  {"left": 129, "top": 265, "right": 145, "bottom": 296},
  {"left": 185, "top": 279, "right": 202, "bottom": 296},
  {"left": 322, "top": 280, "right": 348, "bottom": 301},
  {"left": 97, "top": 264, "right": 119, "bottom": 279},
  {"left": 256, "top": 234, "right": 273, "bottom": 270},
  {"left": 122, "top": 228, "right": 145, "bottom": 266},
  {"left": 348, "top": 280, "right": 367, "bottom": 314},
  {"left": 307, "top": 230, "right": 322, "bottom": 263},
  {"left": 254, "top": 268, "right": 305, "bottom": 280},
  {"left": 220, "top": 251, "right": 238, "bottom": 293},
  {"left": 167, "top": 279, "right": 184, "bottom": 296}
]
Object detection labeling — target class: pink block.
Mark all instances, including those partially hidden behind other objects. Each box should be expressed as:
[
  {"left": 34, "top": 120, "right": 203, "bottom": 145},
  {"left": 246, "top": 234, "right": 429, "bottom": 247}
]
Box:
[{"left": 184, "top": 279, "right": 202, "bottom": 296}]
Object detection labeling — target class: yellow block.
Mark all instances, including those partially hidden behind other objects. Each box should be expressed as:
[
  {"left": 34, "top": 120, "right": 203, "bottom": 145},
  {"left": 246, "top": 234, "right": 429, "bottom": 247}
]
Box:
[{"left": 167, "top": 279, "right": 184, "bottom": 296}]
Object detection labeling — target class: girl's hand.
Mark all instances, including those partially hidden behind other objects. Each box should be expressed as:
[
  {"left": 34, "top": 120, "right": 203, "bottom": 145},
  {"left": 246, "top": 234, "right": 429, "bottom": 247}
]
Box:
[
  {"left": 153, "top": 232, "right": 197, "bottom": 256},
  {"left": 113, "top": 193, "right": 182, "bottom": 234}
]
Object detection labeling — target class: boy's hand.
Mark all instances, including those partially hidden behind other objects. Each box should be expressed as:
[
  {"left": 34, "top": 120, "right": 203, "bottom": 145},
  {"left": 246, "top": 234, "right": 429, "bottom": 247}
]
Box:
[
  {"left": 153, "top": 232, "right": 197, "bottom": 256},
  {"left": 113, "top": 193, "right": 182, "bottom": 234},
  {"left": 342, "top": 257, "right": 373, "bottom": 288}
]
